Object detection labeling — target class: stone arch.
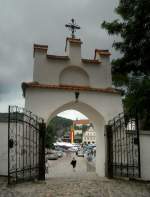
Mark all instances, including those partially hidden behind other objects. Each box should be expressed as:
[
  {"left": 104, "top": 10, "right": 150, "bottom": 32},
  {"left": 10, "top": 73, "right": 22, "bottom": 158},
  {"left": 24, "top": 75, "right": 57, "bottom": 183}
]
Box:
[
  {"left": 46, "top": 101, "right": 106, "bottom": 177},
  {"left": 59, "top": 66, "right": 90, "bottom": 86}
]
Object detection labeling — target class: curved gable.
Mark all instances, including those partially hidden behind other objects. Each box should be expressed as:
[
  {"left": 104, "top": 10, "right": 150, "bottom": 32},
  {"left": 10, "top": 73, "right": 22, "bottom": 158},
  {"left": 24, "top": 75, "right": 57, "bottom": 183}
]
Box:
[{"left": 59, "top": 66, "right": 90, "bottom": 86}]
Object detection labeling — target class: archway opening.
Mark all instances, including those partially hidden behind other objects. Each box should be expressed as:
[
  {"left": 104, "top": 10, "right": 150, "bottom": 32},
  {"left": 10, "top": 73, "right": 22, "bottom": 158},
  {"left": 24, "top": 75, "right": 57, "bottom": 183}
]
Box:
[{"left": 45, "top": 101, "right": 106, "bottom": 178}]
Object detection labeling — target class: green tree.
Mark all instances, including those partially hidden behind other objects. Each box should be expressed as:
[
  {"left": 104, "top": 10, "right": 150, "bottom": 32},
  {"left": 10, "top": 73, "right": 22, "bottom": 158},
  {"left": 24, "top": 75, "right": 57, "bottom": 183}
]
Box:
[
  {"left": 45, "top": 116, "right": 73, "bottom": 148},
  {"left": 50, "top": 116, "right": 73, "bottom": 137},
  {"left": 102, "top": 0, "right": 150, "bottom": 85},
  {"left": 101, "top": 0, "right": 150, "bottom": 129},
  {"left": 45, "top": 124, "right": 55, "bottom": 149},
  {"left": 123, "top": 77, "right": 150, "bottom": 129}
]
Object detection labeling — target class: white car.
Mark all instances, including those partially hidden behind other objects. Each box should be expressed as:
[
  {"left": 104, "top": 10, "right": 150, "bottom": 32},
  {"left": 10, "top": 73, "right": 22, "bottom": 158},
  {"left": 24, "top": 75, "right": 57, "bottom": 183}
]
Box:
[
  {"left": 77, "top": 150, "right": 84, "bottom": 157},
  {"left": 68, "top": 147, "right": 78, "bottom": 152}
]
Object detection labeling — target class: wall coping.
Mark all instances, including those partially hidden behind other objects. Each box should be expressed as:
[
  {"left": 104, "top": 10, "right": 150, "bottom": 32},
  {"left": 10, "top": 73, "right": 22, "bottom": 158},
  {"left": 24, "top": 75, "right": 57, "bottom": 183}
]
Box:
[
  {"left": 140, "top": 130, "right": 150, "bottom": 135},
  {"left": 22, "top": 82, "right": 121, "bottom": 97}
]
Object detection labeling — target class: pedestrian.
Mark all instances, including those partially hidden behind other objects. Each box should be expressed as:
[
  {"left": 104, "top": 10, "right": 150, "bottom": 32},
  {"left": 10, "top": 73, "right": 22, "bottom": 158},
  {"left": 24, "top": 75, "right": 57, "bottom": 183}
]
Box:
[
  {"left": 70, "top": 157, "right": 77, "bottom": 171},
  {"left": 45, "top": 157, "right": 49, "bottom": 178}
]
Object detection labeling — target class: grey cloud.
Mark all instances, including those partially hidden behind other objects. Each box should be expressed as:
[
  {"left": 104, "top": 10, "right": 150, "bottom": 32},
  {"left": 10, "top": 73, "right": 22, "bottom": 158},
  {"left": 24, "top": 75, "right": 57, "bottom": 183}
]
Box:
[{"left": 0, "top": 0, "right": 119, "bottom": 112}]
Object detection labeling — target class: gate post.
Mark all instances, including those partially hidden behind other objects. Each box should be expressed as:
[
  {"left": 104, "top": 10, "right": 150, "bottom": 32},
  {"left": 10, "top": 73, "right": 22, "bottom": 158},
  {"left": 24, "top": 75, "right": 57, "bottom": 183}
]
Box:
[
  {"left": 135, "top": 108, "right": 141, "bottom": 178},
  {"left": 105, "top": 125, "right": 113, "bottom": 178},
  {"left": 39, "top": 121, "right": 46, "bottom": 180}
]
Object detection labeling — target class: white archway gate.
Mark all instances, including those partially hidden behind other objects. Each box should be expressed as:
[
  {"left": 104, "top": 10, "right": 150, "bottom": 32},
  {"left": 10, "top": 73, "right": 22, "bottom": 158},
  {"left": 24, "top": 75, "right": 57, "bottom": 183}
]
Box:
[
  {"left": 22, "top": 87, "right": 122, "bottom": 177},
  {"left": 21, "top": 36, "right": 123, "bottom": 177},
  {"left": 48, "top": 100, "right": 105, "bottom": 176}
]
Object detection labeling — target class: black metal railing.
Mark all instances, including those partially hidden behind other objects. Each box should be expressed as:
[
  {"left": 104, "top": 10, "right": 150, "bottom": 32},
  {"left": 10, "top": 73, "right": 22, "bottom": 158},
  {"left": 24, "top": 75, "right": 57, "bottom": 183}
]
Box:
[
  {"left": 106, "top": 110, "right": 141, "bottom": 178},
  {"left": 8, "top": 106, "right": 45, "bottom": 184}
]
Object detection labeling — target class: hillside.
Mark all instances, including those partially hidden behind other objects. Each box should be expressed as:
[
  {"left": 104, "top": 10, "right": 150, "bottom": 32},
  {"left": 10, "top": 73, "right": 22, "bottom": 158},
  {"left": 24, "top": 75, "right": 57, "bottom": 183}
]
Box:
[{"left": 50, "top": 116, "right": 73, "bottom": 137}]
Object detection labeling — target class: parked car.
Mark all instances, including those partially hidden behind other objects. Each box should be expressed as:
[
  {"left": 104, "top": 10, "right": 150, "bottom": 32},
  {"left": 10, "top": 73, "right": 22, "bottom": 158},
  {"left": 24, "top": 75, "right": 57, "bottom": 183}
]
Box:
[
  {"left": 68, "top": 147, "right": 78, "bottom": 152},
  {"left": 46, "top": 153, "right": 58, "bottom": 160},
  {"left": 56, "top": 151, "right": 63, "bottom": 157},
  {"left": 77, "top": 149, "right": 84, "bottom": 157}
]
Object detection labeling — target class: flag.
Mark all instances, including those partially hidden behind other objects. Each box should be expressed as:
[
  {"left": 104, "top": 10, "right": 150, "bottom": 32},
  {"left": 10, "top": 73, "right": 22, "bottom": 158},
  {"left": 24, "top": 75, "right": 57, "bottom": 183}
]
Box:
[{"left": 70, "top": 127, "right": 74, "bottom": 144}]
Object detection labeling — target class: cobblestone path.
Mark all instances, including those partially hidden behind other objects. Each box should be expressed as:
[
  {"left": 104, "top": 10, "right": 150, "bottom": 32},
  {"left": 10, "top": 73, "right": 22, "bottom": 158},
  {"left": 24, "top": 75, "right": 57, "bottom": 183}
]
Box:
[
  {"left": 0, "top": 176, "right": 150, "bottom": 197},
  {"left": 1, "top": 153, "right": 150, "bottom": 197}
]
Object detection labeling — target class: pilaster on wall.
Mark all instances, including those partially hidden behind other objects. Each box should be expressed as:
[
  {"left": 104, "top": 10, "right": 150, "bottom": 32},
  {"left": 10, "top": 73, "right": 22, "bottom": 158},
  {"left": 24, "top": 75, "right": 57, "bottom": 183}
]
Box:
[
  {"left": 33, "top": 44, "right": 48, "bottom": 57},
  {"left": 33, "top": 44, "right": 48, "bottom": 81},
  {"left": 94, "top": 49, "right": 112, "bottom": 85}
]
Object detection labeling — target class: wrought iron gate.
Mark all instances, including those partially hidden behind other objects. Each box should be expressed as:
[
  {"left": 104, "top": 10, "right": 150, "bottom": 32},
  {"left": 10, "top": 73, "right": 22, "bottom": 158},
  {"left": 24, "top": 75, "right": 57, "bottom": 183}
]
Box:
[
  {"left": 8, "top": 106, "right": 45, "bottom": 184},
  {"left": 106, "top": 110, "right": 141, "bottom": 178}
]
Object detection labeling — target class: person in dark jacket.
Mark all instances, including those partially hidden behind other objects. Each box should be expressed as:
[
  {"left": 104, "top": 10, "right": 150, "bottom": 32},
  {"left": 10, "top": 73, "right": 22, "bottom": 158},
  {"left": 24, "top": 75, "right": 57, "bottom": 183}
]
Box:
[{"left": 70, "top": 157, "right": 77, "bottom": 171}]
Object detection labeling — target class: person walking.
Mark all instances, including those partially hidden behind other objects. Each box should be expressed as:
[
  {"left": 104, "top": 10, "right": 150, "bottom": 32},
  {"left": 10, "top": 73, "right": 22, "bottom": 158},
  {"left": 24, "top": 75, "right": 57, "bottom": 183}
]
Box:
[
  {"left": 70, "top": 157, "right": 77, "bottom": 172},
  {"left": 45, "top": 157, "right": 49, "bottom": 178}
]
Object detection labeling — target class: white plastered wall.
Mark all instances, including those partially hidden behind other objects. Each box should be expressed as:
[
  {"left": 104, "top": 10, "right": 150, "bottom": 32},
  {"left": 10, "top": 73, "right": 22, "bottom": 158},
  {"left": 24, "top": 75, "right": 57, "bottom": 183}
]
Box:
[
  {"left": 140, "top": 131, "right": 150, "bottom": 180},
  {"left": 33, "top": 41, "right": 111, "bottom": 89},
  {"left": 0, "top": 123, "right": 8, "bottom": 175},
  {"left": 59, "top": 66, "right": 90, "bottom": 86},
  {"left": 25, "top": 88, "right": 123, "bottom": 177}
]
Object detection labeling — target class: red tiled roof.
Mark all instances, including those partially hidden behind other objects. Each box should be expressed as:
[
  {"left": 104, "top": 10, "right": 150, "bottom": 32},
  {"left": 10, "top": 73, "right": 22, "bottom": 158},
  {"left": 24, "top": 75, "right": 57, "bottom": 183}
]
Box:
[
  {"left": 33, "top": 44, "right": 48, "bottom": 57},
  {"left": 22, "top": 82, "right": 120, "bottom": 97},
  {"left": 94, "top": 49, "right": 111, "bottom": 59},
  {"left": 66, "top": 37, "right": 82, "bottom": 44},
  {"left": 34, "top": 44, "right": 48, "bottom": 49},
  {"left": 65, "top": 37, "right": 82, "bottom": 51},
  {"left": 73, "top": 119, "right": 90, "bottom": 125}
]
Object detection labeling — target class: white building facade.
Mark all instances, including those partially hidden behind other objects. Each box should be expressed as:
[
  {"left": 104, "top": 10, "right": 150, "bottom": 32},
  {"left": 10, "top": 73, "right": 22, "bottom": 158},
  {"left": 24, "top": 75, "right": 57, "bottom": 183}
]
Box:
[
  {"left": 0, "top": 35, "right": 149, "bottom": 180},
  {"left": 83, "top": 126, "right": 96, "bottom": 144}
]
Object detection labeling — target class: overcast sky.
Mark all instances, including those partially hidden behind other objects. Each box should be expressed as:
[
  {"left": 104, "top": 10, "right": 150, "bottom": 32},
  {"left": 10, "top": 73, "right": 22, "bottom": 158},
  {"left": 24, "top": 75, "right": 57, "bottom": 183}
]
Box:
[{"left": 0, "top": 0, "right": 119, "bottom": 119}]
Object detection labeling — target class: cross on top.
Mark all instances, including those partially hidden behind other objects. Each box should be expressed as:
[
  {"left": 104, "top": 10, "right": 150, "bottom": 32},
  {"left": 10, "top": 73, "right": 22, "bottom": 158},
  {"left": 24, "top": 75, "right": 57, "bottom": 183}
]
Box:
[{"left": 65, "top": 19, "right": 80, "bottom": 38}]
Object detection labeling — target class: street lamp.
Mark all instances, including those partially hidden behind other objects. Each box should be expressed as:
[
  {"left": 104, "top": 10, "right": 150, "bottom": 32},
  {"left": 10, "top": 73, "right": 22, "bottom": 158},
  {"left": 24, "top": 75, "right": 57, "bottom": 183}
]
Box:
[{"left": 75, "top": 92, "right": 80, "bottom": 102}]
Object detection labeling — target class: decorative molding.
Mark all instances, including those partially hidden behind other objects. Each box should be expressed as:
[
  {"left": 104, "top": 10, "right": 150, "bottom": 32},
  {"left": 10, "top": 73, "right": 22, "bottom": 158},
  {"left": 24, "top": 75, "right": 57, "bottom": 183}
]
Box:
[
  {"left": 82, "top": 59, "right": 101, "bottom": 64},
  {"left": 139, "top": 130, "right": 150, "bottom": 135},
  {"left": 22, "top": 82, "right": 120, "bottom": 97},
  {"left": 94, "top": 49, "right": 111, "bottom": 59},
  {"left": 47, "top": 54, "right": 69, "bottom": 60},
  {"left": 33, "top": 44, "right": 48, "bottom": 57},
  {"left": 65, "top": 37, "right": 82, "bottom": 52}
]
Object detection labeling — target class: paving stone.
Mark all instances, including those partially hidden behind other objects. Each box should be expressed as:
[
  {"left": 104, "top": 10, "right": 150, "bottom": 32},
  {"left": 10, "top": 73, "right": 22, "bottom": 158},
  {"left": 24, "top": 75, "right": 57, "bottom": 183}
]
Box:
[
  {"left": 2, "top": 177, "right": 147, "bottom": 197},
  {"left": 1, "top": 153, "right": 150, "bottom": 196}
]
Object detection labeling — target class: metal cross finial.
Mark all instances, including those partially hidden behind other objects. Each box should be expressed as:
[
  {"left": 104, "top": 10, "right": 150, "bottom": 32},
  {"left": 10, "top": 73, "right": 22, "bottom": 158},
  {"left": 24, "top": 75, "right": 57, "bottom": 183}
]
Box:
[{"left": 65, "top": 18, "right": 80, "bottom": 38}]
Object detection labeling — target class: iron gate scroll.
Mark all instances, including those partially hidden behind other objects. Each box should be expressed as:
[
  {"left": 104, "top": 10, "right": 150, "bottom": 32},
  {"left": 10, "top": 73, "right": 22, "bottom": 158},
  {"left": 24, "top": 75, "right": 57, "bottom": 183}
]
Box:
[
  {"left": 106, "top": 111, "right": 141, "bottom": 178},
  {"left": 8, "top": 106, "right": 46, "bottom": 184}
]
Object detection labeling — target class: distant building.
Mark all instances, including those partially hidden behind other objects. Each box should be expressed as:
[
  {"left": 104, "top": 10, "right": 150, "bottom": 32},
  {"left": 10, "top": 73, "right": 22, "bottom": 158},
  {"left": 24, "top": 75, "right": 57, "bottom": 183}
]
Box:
[
  {"left": 73, "top": 119, "right": 90, "bottom": 127},
  {"left": 74, "top": 129, "right": 82, "bottom": 135},
  {"left": 73, "top": 119, "right": 96, "bottom": 144},
  {"left": 82, "top": 126, "right": 96, "bottom": 144}
]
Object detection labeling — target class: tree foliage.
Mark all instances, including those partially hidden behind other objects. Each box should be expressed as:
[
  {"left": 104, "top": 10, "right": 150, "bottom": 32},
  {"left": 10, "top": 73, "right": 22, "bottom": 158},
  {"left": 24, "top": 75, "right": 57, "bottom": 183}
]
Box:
[
  {"left": 50, "top": 116, "right": 73, "bottom": 136},
  {"left": 102, "top": 0, "right": 150, "bottom": 84},
  {"left": 45, "top": 116, "right": 73, "bottom": 148},
  {"left": 123, "top": 77, "right": 150, "bottom": 129},
  {"left": 101, "top": 0, "right": 150, "bottom": 129},
  {"left": 45, "top": 124, "right": 55, "bottom": 149}
]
